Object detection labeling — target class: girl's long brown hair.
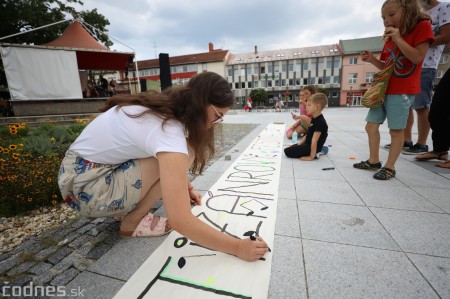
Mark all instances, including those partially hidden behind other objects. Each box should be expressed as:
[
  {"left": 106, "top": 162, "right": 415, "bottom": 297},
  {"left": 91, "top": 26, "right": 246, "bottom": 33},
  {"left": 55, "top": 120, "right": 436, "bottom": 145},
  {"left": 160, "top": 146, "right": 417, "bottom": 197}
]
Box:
[
  {"left": 100, "top": 72, "right": 235, "bottom": 174},
  {"left": 382, "top": 0, "right": 431, "bottom": 35}
]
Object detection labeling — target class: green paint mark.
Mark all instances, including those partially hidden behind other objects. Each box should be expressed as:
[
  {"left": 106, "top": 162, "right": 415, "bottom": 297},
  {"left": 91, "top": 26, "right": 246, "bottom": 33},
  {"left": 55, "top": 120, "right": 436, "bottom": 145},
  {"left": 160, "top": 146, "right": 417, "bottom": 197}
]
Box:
[{"left": 205, "top": 276, "right": 216, "bottom": 285}]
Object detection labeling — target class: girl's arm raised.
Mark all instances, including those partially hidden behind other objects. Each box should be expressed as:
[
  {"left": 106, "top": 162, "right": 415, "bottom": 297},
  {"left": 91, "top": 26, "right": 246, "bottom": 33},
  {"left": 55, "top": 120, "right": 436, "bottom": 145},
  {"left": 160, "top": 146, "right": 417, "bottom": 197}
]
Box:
[
  {"left": 384, "top": 27, "right": 430, "bottom": 65},
  {"left": 157, "top": 152, "right": 270, "bottom": 262}
]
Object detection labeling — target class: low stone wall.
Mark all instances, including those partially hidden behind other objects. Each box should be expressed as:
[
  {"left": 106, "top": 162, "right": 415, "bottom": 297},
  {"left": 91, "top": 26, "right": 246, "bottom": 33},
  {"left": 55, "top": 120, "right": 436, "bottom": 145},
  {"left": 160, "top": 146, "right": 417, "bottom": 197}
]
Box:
[{"left": 10, "top": 98, "right": 107, "bottom": 117}]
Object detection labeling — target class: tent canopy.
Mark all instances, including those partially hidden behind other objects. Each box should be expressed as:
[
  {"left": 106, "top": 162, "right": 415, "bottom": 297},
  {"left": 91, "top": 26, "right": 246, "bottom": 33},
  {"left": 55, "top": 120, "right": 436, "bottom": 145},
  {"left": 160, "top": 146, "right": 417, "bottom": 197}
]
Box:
[{"left": 42, "top": 20, "right": 134, "bottom": 71}]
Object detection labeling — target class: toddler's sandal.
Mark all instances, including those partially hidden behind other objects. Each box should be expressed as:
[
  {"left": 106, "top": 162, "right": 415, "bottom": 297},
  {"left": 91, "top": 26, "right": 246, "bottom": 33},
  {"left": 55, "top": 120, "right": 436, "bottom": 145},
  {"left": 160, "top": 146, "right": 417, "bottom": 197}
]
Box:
[{"left": 373, "top": 167, "right": 396, "bottom": 180}]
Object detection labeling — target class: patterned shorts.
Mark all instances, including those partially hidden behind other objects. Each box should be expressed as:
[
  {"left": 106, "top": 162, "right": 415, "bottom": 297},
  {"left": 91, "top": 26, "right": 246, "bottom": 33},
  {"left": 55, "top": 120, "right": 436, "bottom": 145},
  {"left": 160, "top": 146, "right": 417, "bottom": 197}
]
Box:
[{"left": 58, "top": 150, "right": 142, "bottom": 218}]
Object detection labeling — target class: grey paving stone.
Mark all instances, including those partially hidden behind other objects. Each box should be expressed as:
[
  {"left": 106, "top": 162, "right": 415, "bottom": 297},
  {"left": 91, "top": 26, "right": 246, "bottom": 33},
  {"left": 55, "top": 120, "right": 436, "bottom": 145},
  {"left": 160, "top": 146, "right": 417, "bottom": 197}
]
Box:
[
  {"left": 87, "top": 236, "right": 166, "bottom": 281},
  {"left": 278, "top": 177, "right": 296, "bottom": 199},
  {"left": 68, "top": 234, "right": 94, "bottom": 248},
  {"left": 34, "top": 246, "right": 59, "bottom": 261},
  {"left": 63, "top": 271, "right": 124, "bottom": 299},
  {"left": 28, "top": 262, "right": 52, "bottom": 275},
  {"left": 303, "top": 240, "right": 438, "bottom": 299},
  {"left": 268, "top": 235, "right": 306, "bottom": 299},
  {"left": 407, "top": 253, "right": 450, "bottom": 299},
  {"left": 298, "top": 201, "right": 400, "bottom": 250},
  {"left": 295, "top": 179, "right": 365, "bottom": 205},
  {"left": 0, "top": 253, "right": 21, "bottom": 273},
  {"left": 86, "top": 244, "right": 112, "bottom": 260},
  {"left": 76, "top": 223, "right": 96, "bottom": 235},
  {"left": 275, "top": 198, "right": 300, "bottom": 238},
  {"left": 352, "top": 182, "right": 445, "bottom": 212},
  {"left": 47, "top": 247, "right": 73, "bottom": 265},
  {"left": 371, "top": 208, "right": 450, "bottom": 258},
  {"left": 412, "top": 187, "right": 450, "bottom": 213},
  {"left": 6, "top": 261, "right": 35, "bottom": 277},
  {"left": 50, "top": 268, "right": 79, "bottom": 287},
  {"left": 70, "top": 218, "right": 92, "bottom": 229}
]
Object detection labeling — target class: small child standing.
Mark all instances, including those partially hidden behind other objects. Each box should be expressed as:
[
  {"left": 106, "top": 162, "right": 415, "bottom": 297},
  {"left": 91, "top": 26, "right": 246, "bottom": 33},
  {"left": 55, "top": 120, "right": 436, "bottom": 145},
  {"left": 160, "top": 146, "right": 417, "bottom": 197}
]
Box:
[
  {"left": 354, "top": 0, "right": 434, "bottom": 180},
  {"left": 284, "top": 93, "right": 328, "bottom": 160}
]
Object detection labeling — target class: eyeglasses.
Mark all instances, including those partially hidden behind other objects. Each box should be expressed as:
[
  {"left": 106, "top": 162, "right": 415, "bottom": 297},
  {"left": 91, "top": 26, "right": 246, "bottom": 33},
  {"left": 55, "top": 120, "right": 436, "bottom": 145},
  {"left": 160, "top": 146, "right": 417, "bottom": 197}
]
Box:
[{"left": 210, "top": 104, "right": 224, "bottom": 125}]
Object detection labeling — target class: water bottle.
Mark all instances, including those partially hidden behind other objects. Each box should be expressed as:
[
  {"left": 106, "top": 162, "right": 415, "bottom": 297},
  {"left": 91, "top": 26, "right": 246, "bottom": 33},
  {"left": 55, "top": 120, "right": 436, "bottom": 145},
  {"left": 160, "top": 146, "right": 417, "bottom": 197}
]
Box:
[{"left": 292, "top": 131, "right": 298, "bottom": 145}]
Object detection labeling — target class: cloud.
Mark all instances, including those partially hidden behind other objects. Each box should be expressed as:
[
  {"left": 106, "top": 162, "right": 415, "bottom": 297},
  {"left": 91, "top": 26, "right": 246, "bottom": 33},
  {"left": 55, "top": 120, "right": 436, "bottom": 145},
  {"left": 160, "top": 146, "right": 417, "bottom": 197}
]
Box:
[{"left": 71, "top": 0, "right": 385, "bottom": 60}]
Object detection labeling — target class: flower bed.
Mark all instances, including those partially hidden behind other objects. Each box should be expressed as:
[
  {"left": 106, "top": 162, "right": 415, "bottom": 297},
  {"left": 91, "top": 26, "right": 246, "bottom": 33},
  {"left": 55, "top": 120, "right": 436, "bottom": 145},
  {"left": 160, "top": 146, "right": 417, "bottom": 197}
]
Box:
[{"left": 0, "top": 118, "right": 92, "bottom": 217}]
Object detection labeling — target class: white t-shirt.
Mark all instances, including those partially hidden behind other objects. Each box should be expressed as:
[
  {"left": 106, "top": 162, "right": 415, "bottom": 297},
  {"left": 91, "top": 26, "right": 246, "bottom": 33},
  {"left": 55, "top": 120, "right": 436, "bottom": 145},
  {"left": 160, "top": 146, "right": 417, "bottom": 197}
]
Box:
[
  {"left": 423, "top": 2, "right": 450, "bottom": 69},
  {"left": 69, "top": 105, "right": 188, "bottom": 164}
]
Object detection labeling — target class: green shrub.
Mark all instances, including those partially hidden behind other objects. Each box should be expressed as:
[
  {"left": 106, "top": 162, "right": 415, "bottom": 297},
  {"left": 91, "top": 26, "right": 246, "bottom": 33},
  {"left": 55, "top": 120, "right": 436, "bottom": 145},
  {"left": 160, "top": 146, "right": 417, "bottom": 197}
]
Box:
[{"left": 0, "top": 119, "right": 92, "bottom": 217}]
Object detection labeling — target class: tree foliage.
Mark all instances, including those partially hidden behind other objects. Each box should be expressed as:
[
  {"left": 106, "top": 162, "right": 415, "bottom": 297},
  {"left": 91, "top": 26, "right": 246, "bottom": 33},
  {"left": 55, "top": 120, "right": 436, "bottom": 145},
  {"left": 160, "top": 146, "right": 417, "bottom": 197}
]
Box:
[
  {"left": 249, "top": 88, "right": 269, "bottom": 106},
  {"left": 0, "top": 0, "right": 112, "bottom": 87}
]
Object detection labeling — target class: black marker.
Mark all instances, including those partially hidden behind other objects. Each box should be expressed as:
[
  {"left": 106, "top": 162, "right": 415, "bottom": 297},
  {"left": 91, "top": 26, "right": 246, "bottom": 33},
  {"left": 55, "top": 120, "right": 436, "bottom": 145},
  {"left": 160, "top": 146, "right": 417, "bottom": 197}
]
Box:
[
  {"left": 322, "top": 167, "right": 335, "bottom": 170},
  {"left": 250, "top": 235, "right": 272, "bottom": 252}
]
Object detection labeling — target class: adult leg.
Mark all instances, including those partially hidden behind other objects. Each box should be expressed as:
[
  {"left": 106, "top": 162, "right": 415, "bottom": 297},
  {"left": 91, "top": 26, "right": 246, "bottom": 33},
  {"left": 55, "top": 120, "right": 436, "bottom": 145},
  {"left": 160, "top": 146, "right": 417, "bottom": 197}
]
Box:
[
  {"left": 416, "top": 107, "right": 430, "bottom": 145},
  {"left": 404, "top": 108, "right": 414, "bottom": 143}
]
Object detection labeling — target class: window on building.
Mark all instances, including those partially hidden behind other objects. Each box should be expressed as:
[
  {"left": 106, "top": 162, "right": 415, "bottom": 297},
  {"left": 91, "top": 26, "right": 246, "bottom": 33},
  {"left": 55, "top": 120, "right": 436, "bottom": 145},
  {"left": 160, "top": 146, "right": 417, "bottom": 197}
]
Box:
[
  {"left": 246, "top": 65, "right": 252, "bottom": 75},
  {"left": 331, "top": 92, "right": 338, "bottom": 97},
  {"left": 366, "top": 72, "right": 374, "bottom": 83},
  {"left": 268, "top": 80, "right": 273, "bottom": 87},
  {"left": 334, "top": 60, "right": 341, "bottom": 68},
  {"left": 289, "top": 79, "right": 294, "bottom": 86},
  {"left": 303, "top": 62, "right": 309, "bottom": 70},
  {"left": 269, "top": 65, "right": 274, "bottom": 74},
  {"left": 254, "top": 81, "right": 259, "bottom": 88},
  {"left": 260, "top": 66, "right": 266, "bottom": 74},
  {"left": 295, "top": 78, "right": 301, "bottom": 85},
  {"left": 274, "top": 80, "right": 279, "bottom": 86},
  {"left": 318, "top": 58, "right": 324, "bottom": 70},
  {"left": 234, "top": 68, "right": 239, "bottom": 76},
  {"left": 349, "top": 57, "right": 358, "bottom": 65},
  {"left": 318, "top": 77, "right": 323, "bottom": 84},
  {"left": 228, "top": 68, "right": 233, "bottom": 76},
  {"left": 439, "top": 55, "right": 449, "bottom": 64},
  {"left": 303, "top": 78, "right": 308, "bottom": 85},
  {"left": 235, "top": 82, "right": 240, "bottom": 89},
  {"left": 348, "top": 73, "right": 358, "bottom": 83},
  {"left": 281, "top": 62, "right": 287, "bottom": 72},
  {"left": 334, "top": 76, "right": 340, "bottom": 83},
  {"left": 241, "top": 82, "right": 246, "bottom": 89},
  {"left": 248, "top": 81, "right": 253, "bottom": 88},
  {"left": 325, "top": 76, "right": 331, "bottom": 84},
  {"left": 310, "top": 77, "right": 316, "bottom": 84},
  {"left": 326, "top": 60, "right": 332, "bottom": 69},
  {"left": 288, "top": 62, "right": 293, "bottom": 72}
]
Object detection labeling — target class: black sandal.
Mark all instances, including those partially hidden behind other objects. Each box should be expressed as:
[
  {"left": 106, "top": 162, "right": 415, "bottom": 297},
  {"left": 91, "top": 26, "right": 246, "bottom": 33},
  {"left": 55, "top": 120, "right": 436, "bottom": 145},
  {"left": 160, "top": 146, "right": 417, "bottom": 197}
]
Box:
[
  {"left": 373, "top": 167, "right": 396, "bottom": 180},
  {"left": 353, "top": 160, "right": 382, "bottom": 170}
]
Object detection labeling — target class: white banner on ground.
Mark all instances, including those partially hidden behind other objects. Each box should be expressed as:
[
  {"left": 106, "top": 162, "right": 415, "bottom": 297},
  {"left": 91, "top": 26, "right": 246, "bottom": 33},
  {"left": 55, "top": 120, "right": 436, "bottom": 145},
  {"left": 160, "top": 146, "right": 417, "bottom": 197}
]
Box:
[{"left": 114, "top": 123, "right": 285, "bottom": 299}]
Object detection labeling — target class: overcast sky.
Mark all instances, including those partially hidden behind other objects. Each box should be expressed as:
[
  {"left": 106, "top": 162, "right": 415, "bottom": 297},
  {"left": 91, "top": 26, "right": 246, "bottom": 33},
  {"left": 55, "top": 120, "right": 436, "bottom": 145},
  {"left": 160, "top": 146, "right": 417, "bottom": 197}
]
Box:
[{"left": 70, "top": 0, "right": 385, "bottom": 60}]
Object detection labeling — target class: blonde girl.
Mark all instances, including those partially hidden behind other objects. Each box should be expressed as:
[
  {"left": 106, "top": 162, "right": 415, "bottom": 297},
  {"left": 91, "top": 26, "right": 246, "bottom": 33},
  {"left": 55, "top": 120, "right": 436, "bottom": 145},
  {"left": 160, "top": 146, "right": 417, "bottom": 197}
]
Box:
[
  {"left": 286, "top": 85, "right": 317, "bottom": 139},
  {"left": 354, "top": 0, "right": 433, "bottom": 180}
]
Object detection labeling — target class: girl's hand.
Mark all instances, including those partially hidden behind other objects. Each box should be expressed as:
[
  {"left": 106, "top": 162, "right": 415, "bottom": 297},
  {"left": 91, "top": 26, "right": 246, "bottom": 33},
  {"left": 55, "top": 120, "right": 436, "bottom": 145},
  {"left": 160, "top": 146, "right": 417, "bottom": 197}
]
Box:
[
  {"left": 236, "top": 236, "right": 269, "bottom": 261},
  {"left": 361, "top": 50, "right": 372, "bottom": 62},
  {"left": 189, "top": 188, "right": 202, "bottom": 206},
  {"left": 383, "top": 26, "right": 401, "bottom": 43}
]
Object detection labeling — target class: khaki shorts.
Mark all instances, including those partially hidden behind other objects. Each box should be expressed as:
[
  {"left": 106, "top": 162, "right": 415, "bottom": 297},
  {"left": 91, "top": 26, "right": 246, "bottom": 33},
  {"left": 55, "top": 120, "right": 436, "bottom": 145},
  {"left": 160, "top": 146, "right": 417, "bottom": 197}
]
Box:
[{"left": 58, "top": 150, "right": 142, "bottom": 218}]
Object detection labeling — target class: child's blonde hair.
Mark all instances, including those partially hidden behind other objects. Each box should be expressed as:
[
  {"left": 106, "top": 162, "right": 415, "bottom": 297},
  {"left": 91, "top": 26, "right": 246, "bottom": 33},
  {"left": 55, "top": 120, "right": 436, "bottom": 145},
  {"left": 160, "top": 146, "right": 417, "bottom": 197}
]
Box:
[
  {"left": 382, "top": 0, "right": 431, "bottom": 35},
  {"left": 310, "top": 93, "right": 328, "bottom": 109}
]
